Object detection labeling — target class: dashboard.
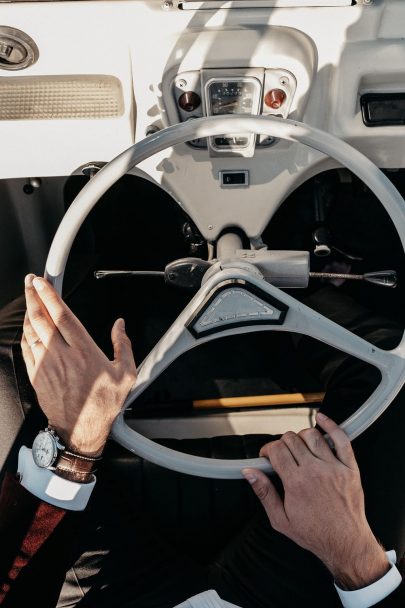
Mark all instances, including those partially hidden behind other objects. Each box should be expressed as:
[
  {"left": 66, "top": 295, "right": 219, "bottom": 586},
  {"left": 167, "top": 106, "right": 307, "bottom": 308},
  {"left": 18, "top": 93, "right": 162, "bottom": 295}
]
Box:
[{"left": 1, "top": 0, "right": 405, "bottom": 241}]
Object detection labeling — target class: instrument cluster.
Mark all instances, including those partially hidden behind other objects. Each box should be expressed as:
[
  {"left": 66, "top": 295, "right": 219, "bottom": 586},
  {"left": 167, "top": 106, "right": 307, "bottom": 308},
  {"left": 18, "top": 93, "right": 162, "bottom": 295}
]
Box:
[{"left": 172, "top": 67, "right": 297, "bottom": 158}]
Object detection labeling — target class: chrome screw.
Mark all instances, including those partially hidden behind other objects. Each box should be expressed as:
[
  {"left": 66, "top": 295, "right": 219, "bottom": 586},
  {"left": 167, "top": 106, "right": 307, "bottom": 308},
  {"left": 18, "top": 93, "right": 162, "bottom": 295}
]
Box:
[
  {"left": 82, "top": 163, "right": 103, "bottom": 178},
  {"left": 176, "top": 79, "right": 187, "bottom": 89},
  {"left": 280, "top": 76, "right": 289, "bottom": 86},
  {"left": 162, "top": 0, "right": 173, "bottom": 9}
]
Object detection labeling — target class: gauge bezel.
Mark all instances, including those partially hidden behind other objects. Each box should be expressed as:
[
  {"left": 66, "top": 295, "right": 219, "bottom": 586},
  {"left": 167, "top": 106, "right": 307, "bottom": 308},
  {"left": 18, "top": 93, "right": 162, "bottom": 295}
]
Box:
[
  {"left": 205, "top": 76, "right": 262, "bottom": 117},
  {"left": 204, "top": 76, "right": 262, "bottom": 152}
]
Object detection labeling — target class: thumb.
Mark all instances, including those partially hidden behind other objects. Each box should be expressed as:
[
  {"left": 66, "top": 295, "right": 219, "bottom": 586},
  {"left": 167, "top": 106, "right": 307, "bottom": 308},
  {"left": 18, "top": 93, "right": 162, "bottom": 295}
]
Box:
[
  {"left": 111, "top": 318, "right": 136, "bottom": 372},
  {"left": 242, "top": 468, "right": 287, "bottom": 532}
]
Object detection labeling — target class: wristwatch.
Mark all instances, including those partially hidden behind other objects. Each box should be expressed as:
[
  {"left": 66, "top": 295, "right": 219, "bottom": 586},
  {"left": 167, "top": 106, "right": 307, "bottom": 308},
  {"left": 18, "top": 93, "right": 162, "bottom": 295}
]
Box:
[
  {"left": 32, "top": 427, "right": 101, "bottom": 483},
  {"left": 32, "top": 427, "right": 65, "bottom": 468}
]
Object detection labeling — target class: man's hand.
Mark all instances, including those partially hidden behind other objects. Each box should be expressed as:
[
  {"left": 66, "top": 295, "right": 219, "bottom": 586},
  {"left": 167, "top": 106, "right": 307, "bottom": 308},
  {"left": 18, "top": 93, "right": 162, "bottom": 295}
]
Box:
[
  {"left": 21, "top": 274, "right": 137, "bottom": 456},
  {"left": 243, "top": 413, "right": 390, "bottom": 590}
]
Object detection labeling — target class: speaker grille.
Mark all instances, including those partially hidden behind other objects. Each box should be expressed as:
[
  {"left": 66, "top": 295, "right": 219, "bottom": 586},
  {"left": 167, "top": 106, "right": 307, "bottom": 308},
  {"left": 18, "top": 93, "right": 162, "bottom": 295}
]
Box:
[{"left": 0, "top": 75, "right": 124, "bottom": 120}]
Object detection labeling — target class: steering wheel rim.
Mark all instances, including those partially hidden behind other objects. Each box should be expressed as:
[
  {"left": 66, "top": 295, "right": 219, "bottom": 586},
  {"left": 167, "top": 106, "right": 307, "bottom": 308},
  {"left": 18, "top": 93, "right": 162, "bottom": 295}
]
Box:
[{"left": 45, "top": 115, "right": 405, "bottom": 479}]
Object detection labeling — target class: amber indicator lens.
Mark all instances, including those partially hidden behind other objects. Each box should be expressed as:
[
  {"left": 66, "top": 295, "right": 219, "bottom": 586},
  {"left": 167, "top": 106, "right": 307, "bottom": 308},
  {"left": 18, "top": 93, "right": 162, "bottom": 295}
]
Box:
[
  {"left": 264, "top": 88, "right": 286, "bottom": 110},
  {"left": 178, "top": 91, "right": 201, "bottom": 112}
]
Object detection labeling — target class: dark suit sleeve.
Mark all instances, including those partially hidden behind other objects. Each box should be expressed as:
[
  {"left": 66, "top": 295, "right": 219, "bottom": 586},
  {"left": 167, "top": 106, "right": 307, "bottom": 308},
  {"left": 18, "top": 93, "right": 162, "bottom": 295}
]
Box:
[
  {"left": 0, "top": 473, "right": 85, "bottom": 607},
  {"left": 0, "top": 472, "right": 403, "bottom": 608}
]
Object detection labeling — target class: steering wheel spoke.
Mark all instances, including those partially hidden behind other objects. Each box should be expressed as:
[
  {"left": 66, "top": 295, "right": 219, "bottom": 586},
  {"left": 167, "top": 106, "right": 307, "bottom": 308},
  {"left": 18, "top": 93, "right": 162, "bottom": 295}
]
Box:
[{"left": 281, "top": 293, "right": 394, "bottom": 371}]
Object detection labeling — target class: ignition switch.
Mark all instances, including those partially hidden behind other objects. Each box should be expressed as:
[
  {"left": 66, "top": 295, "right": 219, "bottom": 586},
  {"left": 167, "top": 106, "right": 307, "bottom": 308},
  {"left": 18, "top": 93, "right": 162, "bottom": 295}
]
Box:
[{"left": 0, "top": 27, "right": 39, "bottom": 70}]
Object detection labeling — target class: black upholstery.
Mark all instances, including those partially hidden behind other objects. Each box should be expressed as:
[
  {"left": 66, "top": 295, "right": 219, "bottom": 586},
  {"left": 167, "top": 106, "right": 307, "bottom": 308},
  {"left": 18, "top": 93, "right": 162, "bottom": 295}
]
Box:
[{"left": 100, "top": 434, "right": 278, "bottom": 563}]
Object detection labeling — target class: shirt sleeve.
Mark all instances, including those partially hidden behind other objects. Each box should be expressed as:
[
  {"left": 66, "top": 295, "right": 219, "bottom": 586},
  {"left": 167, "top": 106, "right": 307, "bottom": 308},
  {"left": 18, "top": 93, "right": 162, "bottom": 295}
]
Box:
[
  {"left": 335, "top": 551, "right": 402, "bottom": 608},
  {"left": 174, "top": 590, "right": 241, "bottom": 608},
  {"left": 17, "top": 446, "right": 96, "bottom": 511}
]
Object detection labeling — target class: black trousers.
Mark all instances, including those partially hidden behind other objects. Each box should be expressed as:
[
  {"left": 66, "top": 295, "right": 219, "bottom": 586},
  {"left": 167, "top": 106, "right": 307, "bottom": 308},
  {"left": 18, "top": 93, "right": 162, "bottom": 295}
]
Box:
[{"left": 0, "top": 285, "right": 403, "bottom": 608}]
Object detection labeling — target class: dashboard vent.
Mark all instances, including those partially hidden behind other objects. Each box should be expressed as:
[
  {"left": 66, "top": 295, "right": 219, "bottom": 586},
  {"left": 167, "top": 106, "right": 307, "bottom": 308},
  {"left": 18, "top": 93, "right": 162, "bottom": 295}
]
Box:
[{"left": 0, "top": 75, "right": 124, "bottom": 120}]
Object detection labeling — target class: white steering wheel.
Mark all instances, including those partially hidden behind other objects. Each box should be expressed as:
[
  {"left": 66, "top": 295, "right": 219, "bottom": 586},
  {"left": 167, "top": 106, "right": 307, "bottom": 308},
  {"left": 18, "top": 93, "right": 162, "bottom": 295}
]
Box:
[{"left": 45, "top": 115, "right": 405, "bottom": 479}]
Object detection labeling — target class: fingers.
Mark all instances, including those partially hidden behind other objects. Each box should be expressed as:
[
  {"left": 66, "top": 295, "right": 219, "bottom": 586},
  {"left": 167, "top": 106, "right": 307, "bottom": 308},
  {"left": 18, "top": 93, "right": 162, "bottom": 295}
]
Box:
[
  {"left": 281, "top": 431, "right": 313, "bottom": 464},
  {"left": 316, "top": 412, "right": 358, "bottom": 470},
  {"left": 263, "top": 431, "right": 329, "bottom": 469},
  {"left": 260, "top": 439, "right": 298, "bottom": 477},
  {"left": 24, "top": 275, "right": 64, "bottom": 349},
  {"left": 23, "top": 312, "right": 46, "bottom": 362},
  {"left": 28, "top": 275, "right": 86, "bottom": 346},
  {"left": 298, "top": 427, "right": 335, "bottom": 462},
  {"left": 111, "top": 319, "right": 137, "bottom": 374},
  {"left": 242, "top": 468, "right": 288, "bottom": 532},
  {"left": 23, "top": 311, "right": 40, "bottom": 347},
  {"left": 21, "top": 333, "right": 35, "bottom": 378}
]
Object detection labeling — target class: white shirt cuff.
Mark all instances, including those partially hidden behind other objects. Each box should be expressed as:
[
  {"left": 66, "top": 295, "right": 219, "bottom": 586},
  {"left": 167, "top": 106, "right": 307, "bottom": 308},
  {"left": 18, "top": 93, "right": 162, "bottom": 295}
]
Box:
[
  {"left": 335, "top": 550, "right": 402, "bottom": 608},
  {"left": 17, "top": 446, "right": 96, "bottom": 511},
  {"left": 174, "top": 590, "right": 241, "bottom": 608}
]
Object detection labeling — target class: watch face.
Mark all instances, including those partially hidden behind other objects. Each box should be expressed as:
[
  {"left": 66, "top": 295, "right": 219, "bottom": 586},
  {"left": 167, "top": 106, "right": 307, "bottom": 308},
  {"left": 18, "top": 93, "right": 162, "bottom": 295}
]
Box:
[{"left": 32, "top": 431, "right": 57, "bottom": 468}]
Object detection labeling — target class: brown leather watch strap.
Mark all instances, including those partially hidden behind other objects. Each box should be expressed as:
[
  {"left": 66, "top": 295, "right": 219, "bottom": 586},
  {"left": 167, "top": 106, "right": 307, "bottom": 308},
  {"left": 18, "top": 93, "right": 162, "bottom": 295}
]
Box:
[{"left": 54, "top": 451, "right": 99, "bottom": 484}]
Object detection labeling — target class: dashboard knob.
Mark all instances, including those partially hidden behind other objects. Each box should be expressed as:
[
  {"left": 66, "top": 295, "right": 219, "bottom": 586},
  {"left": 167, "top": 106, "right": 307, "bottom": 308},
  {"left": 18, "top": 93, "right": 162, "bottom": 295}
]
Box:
[
  {"left": 178, "top": 91, "right": 201, "bottom": 112},
  {"left": 264, "top": 88, "right": 286, "bottom": 110}
]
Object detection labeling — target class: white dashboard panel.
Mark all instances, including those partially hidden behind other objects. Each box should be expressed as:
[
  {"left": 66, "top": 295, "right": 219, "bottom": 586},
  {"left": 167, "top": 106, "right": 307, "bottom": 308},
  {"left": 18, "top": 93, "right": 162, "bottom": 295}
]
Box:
[
  {"left": 0, "top": 2, "right": 136, "bottom": 178},
  {"left": 0, "top": 0, "right": 405, "bottom": 239}
]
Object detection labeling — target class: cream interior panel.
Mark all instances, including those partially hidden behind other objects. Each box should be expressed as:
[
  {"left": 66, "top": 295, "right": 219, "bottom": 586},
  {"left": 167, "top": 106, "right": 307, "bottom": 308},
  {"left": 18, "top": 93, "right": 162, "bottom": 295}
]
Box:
[
  {"left": 0, "top": 2, "right": 136, "bottom": 178},
  {"left": 1, "top": 1, "right": 405, "bottom": 237}
]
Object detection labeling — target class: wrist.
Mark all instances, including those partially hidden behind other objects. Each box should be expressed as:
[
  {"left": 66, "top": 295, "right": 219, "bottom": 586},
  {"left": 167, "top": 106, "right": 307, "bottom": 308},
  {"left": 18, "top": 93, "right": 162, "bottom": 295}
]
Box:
[
  {"left": 49, "top": 424, "right": 107, "bottom": 458},
  {"left": 18, "top": 446, "right": 96, "bottom": 510},
  {"left": 47, "top": 424, "right": 105, "bottom": 483},
  {"left": 328, "top": 536, "right": 390, "bottom": 591},
  {"left": 54, "top": 450, "right": 101, "bottom": 484},
  {"left": 54, "top": 467, "right": 95, "bottom": 484}
]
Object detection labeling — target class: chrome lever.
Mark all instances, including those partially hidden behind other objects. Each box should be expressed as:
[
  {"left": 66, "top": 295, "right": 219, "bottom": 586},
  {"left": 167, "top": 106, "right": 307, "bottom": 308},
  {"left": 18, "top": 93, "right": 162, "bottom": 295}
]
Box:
[
  {"left": 310, "top": 270, "right": 397, "bottom": 288},
  {"left": 94, "top": 270, "right": 165, "bottom": 279}
]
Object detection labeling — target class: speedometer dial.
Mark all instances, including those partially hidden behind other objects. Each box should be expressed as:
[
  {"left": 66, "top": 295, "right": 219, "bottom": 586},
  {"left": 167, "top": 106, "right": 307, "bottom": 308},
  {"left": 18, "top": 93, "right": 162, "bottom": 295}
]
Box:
[
  {"left": 208, "top": 80, "right": 257, "bottom": 115},
  {"left": 203, "top": 75, "right": 262, "bottom": 155}
]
